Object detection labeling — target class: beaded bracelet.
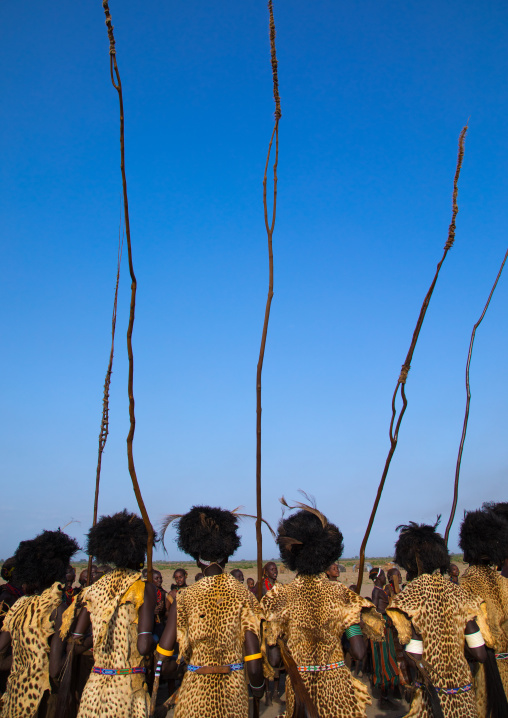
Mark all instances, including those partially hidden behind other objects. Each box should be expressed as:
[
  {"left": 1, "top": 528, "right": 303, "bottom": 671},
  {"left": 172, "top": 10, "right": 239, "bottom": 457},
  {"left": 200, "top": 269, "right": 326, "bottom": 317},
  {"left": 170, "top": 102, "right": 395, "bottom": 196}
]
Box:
[
  {"left": 244, "top": 653, "right": 262, "bottom": 662},
  {"left": 345, "top": 625, "right": 363, "bottom": 639},
  {"left": 156, "top": 645, "right": 174, "bottom": 657}
]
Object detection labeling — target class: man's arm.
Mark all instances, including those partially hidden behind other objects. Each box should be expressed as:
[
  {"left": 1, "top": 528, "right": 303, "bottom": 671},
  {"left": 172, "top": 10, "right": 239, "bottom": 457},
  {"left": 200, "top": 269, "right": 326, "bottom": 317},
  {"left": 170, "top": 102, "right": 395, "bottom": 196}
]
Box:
[
  {"left": 0, "top": 629, "right": 11, "bottom": 654},
  {"left": 344, "top": 623, "right": 366, "bottom": 661},
  {"left": 244, "top": 630, "right": 264, "bottom": 698},
  {"left": 465, "top": 619, "right": 487, "bottom": 663},
  {"left": 49, "top": 604, "right": 67, "bottom": 679},
  {"left": 0, "top": 629, "right": 12, "bottom": 671},
  {"left": 156, "top": 598, "right": 177, "bottom": 655},
  {"left": 404, "top": 625, "right": 424, "bottom": 662},
  {"left": 137, "top": 581, "right": 157, "bottom": 656}
]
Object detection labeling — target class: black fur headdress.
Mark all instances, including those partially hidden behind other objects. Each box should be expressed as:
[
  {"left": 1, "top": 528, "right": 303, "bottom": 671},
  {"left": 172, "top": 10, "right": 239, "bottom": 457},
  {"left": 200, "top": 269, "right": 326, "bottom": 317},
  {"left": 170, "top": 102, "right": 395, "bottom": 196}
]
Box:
[
  {"left": 164, "top": 506, "right": 241, "bottom": 562},
  {"left": 277, "top": 496, "right": 344, "bottom": 575},
  {"left": 394, "top": 519, "right": 449, "bottom": 576},
  {"left": 86, "top": 509, "right": 148, "bottom": 569},
  {"left": 14, "top": 530, "right": 79, "bottom": 593},
  {"left": 459, "top": 508, "right": 508, "bottom": 566},
  {"left": 484, "top": 501, "right": 508, "bottom": 526}
]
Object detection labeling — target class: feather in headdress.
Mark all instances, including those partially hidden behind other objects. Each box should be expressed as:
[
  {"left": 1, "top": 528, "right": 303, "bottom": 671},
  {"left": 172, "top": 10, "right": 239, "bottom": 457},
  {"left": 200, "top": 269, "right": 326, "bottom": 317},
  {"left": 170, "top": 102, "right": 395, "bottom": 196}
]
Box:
[
  {"left": 277, "top": 536, "right": 304, "bottom": 551},
  {"left": 233, "top": 511, "right": 277, "bottom": 540},
  {"left": 159, "top": 514, "right": 184, "bottom": 551},
  {"left": 279, "top": 491, "right": 328, "bottom": 528}
]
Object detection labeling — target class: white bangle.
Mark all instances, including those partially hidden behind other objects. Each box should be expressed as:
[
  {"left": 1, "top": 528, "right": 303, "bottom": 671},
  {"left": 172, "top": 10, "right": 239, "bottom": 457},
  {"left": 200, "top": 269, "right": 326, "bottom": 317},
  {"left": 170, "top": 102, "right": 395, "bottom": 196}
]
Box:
[
  {"left": 405, "top": 639, "right": 423, "bottom": 655},
  {"left": 465, "top": 630, "right": 485, "bottom": 648}
]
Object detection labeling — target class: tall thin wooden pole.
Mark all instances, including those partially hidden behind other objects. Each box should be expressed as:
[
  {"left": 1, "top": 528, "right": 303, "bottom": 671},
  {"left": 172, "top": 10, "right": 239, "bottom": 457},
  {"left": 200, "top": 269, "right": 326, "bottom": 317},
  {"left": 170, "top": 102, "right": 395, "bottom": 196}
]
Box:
[
  {"left": 86, "top": 223, "right": 123, "bottom": 586},
  {"left": 444, "top": 246, "right": 508, "bottom": 544},
  {"left": 102, "top": 0, "right": 155, "bottom": 580},
  {"left": 356, "top": 126, "right": 468, "bottom": 593},
  {"left": 256, "top": 0, "right": 282, "bottom": 600}
]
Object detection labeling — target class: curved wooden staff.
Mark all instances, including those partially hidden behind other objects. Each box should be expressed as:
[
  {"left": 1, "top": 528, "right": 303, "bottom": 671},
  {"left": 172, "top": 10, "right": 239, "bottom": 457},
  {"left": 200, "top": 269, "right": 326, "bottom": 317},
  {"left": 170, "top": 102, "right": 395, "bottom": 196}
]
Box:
[
  {"left": 444, "top": 246, "right": 508, "bottom": 545},
  {"left": 256, "top": 0, "right": 282, "bottom": 601},
  {"left": 102, "top": 0, "right": 155, "bottom": 580},
  {"left": 86, "top": 221, "right": 123, "bottom": 586},
  {"left": 355, "top": 125, "right": 468, "bottom": 593}
]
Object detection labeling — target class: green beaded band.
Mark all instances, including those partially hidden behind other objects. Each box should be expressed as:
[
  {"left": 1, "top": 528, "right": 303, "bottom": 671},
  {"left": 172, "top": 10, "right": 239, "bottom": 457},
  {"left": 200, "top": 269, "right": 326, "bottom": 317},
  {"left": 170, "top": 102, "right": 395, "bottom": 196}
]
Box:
[{"left": 345, "top": 625, "right": 363, "bottom": 639}]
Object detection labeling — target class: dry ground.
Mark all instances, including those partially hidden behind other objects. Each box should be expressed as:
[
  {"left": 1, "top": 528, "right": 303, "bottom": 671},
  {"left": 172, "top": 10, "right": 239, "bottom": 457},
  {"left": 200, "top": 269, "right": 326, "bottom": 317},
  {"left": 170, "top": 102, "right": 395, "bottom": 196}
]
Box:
[{"left": 155, "top": 558, "right": 468, "bottom": 599}]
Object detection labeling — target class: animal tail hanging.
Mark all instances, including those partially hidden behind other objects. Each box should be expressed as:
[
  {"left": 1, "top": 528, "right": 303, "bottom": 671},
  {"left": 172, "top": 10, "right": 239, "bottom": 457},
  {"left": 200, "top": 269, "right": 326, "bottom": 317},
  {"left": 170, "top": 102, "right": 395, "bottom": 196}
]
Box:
[
  {"left": 256, "top": 0, "right": 282, "bottom": 601},
  {"left": 443, "top": 246, "right": 508, "bottom": 545},
  {"left": 355, "top": 125, "right": 468, "bottom": 593},
  {"left": 101, "top": 0, "right": 155, "bottom": 580},
  {"left": 483, "top": 647, "right": 508, "bottom": 718},
  {"left": 404, "top": 654, "right": 445, "bottom": 718},
  {"left": 86, "top": 210, "right": 124, "bottom": 586},
  {"left": 276, "top": 639, "right": 320, "bottom": 718},
  {"left": 54, "top": 642, "right": 78, "bottom": 718}
]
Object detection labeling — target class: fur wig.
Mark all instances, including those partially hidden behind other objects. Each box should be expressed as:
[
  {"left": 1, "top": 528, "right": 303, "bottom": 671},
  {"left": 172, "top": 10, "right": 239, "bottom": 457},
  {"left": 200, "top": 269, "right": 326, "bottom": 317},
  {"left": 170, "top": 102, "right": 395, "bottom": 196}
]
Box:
[
  {"left": 394, "top": 521, "right": 450, "bottom": 576},
  {"left": 459, "top": 508, "right": 508, "bottom": 566},
  {"left": 176, "top": 506, "right": 241, "bottom": 561},
  {"left": 277, "top": 509, "right": 344, "bottom": 575},
  {"left": 14, "top": 531, "right": 79, "bottom": 593},
  {"left": 484, "top": 501, "right": 508, "bottom": 525},
  {"left": 86, "top": 509, "right": 148, "bottom": 569}
]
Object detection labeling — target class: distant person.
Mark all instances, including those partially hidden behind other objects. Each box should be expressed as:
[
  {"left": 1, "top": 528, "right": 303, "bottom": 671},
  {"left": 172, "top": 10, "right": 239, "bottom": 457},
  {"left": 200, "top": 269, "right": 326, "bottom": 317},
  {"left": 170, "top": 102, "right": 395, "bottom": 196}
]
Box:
[
  {"left": 384, "top": 567, "right": 411, "bottom": 686},
  {"left": 0, "top": 557, "right": 24, "bottom": 618},
  {"left": 62, "top": 565, "right": 78, "bottom": 606},
  {"left": 230, "top": 568, "right": 244, "bottom": 583},
  {"left": 258, "top": 562, "right": 278, "bottom": 596},
  {"left": 151, "top": 569, "right": 171, "bottom": 639},
  {"left": 368, "top": 567, "right": 400, "bottom": 707},
  {"left": 78, "top": 565, "right": 99, "bottom": 587},
  {"left": 385, "top": 567, "right": 403, "bottom": 596},
  {"left": 326, "top": 562, "right": 340, "bottom": 581},
  {"left": 449, "top": 563, "right": 460, "bottom": 585},
  {"left": 170, "top": 568, "right": 188, "bottom": 600},
  {"left": 247, "top": 577, "right": 256, "bottom": 595},
  {"left": 97, "top": 564, "right": 113, "bottom": 574},
  {"left": 369, "top": 567, "right": 388, "bottom": 613}
]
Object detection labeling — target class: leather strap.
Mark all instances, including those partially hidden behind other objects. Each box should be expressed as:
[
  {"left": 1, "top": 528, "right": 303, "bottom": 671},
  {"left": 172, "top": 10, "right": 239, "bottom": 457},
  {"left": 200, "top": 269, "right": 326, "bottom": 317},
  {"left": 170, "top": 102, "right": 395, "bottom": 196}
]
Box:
[{"left": 194, "top": 665, "right": 232, "bottom": 674}]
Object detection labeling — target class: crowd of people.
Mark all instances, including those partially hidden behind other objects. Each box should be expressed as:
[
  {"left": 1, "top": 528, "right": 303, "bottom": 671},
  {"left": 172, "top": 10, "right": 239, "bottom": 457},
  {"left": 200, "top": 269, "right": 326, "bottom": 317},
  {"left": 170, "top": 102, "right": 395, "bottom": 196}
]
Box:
[{"left": 0, "top": 500, "right": 507, "bottom": 718}]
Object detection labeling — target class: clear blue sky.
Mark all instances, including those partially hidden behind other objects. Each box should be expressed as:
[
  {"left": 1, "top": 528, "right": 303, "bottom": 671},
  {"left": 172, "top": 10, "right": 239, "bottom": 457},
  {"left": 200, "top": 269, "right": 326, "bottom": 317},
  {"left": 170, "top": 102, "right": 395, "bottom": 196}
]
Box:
[{"left": 1, "top": 1, "right": 507, "bottom": 563}]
